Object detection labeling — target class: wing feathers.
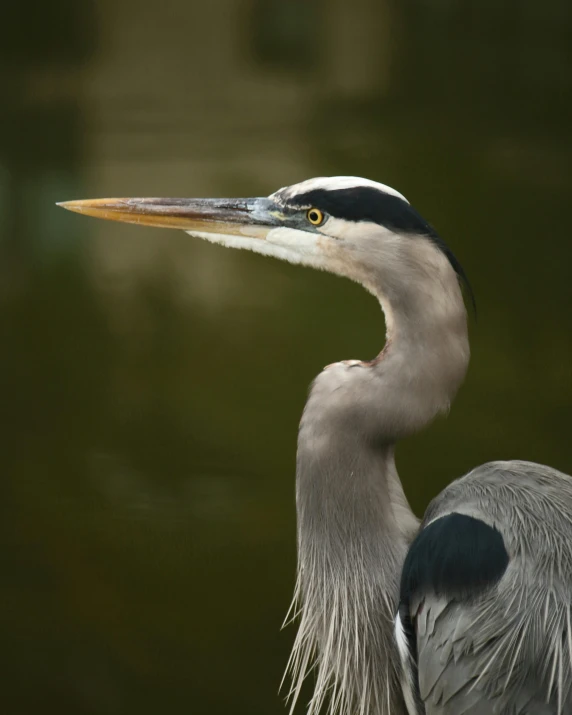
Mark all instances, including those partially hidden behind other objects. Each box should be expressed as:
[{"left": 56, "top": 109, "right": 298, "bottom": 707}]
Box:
[{"left": 396, "top": 461, "right": 572, "bottom": 714}]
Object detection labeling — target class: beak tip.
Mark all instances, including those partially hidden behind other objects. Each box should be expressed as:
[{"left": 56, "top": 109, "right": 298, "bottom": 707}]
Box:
[
  {"left": 57, "top": 200, "right": 77, "bottom": 211},
  {"left": 57, "top": 200, "right": 97, "bottom": 216}
]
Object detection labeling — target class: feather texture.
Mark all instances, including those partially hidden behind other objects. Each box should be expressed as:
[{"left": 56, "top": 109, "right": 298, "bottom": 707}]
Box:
[{"left": 400, "top": 460, "right": 572, "bottom": 715}]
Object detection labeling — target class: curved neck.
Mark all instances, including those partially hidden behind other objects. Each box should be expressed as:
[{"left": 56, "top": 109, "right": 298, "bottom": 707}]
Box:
[
  {"left": 365, "top": 235, "right": 471, "bottom": 441},
  {"left": 287, "top": 239, "right": 470, "bottom": 715}
]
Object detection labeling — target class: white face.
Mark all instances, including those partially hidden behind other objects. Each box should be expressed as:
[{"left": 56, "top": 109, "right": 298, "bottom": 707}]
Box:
[
  {"left": 184, "top": 176, "right": 410, "bottom": 270},
  {"left": 185, "top": 223, "right": 326, "bottom": 269}
]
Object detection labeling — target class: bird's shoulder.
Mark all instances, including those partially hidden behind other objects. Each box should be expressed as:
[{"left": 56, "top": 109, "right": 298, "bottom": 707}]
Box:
[
  {"left": 396, "top": 460, "right": 572, "bottom": 715},
  {"left": 426, "top": 459, "right": 572, "bottom": 558}
]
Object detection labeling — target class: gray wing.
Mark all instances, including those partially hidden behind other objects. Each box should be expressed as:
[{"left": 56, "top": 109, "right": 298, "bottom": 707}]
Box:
[{"left": 397, "top": 460, "right": 572, "bottom": 715}]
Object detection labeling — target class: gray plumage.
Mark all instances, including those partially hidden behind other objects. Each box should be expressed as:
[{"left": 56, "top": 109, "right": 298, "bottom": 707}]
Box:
[
  {"left": 411, "top": 461, "right": 572, "bottom": 715},
  {"left": 59, "top": 176, "right": 572, "bottom": 715}
]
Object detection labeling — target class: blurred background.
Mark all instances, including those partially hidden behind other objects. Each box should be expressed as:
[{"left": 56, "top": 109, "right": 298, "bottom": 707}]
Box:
[{"left": 1, "top": 0, "right": 572, "bottom": 713}]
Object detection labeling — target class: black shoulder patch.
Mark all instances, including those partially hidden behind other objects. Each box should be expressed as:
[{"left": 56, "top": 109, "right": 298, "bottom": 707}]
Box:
[
  {"left": 400, "top": 513, "right": 509, "bottom": 603},
  {"left": 286, "top": 187, "right": 476, "bottom": 314}
]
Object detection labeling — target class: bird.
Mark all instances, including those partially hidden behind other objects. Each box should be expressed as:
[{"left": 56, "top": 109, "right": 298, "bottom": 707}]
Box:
[{"left": 59, "top": 177, "right": 572, "bottom": 715}]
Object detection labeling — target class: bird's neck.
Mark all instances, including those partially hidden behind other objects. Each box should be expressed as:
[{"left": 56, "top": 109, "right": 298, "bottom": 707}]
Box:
[
  {"left": 288, "top": 444, "right": 412, "bottom": 715},
  {"left": 287, "top": 250, "right": 469, "bottom": 715}
]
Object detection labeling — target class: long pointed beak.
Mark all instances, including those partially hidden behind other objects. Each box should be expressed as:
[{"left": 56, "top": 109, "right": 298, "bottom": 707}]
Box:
[{"left": 57, "top": 197, "right": 279, "bottom": 238}]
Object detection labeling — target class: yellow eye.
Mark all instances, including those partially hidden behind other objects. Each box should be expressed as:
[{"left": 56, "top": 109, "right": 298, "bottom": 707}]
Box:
[{"left": 307, "top": 208, "right": 324, "bottom": 226}]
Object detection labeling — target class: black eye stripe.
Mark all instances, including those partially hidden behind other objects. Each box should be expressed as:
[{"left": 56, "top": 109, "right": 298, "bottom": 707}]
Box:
[{"left": 287, "top": 187, "right": 426, "bottom": 232}]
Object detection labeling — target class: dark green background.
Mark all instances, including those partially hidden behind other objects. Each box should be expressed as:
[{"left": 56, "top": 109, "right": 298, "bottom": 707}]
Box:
[{"left": 1, "top": 1, "right": 571, "bottom": 713}]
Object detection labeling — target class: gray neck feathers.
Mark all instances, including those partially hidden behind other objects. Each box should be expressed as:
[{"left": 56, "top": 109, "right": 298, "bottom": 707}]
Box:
[{"left": 285, "top": 234, "right": 470, "bottom": 715}]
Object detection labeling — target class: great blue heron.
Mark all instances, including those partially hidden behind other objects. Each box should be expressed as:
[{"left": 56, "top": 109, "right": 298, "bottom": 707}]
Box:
[{"left": 59, "top": 177, "right": 572, "bottom": 715}]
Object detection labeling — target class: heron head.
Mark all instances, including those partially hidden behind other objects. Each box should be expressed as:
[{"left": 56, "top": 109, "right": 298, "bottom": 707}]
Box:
[{"left": 58, "top": 176, "right": 473, "bottom": 310}]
